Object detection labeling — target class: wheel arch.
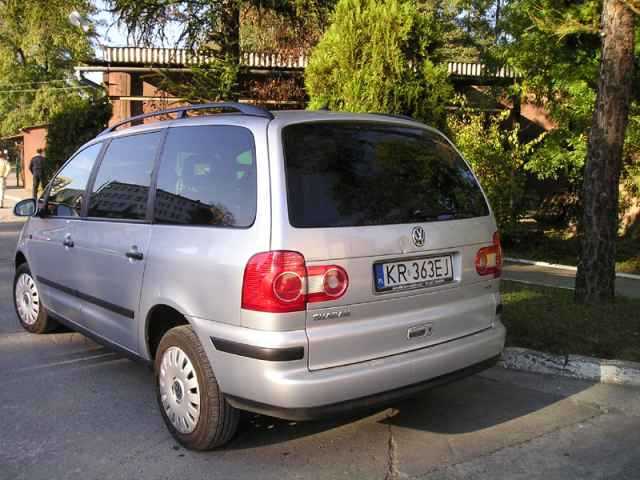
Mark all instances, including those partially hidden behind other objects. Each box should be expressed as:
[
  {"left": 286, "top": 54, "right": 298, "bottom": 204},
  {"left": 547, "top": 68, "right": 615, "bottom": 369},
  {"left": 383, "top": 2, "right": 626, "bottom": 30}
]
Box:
[
  {"left": 15, "top": 250, "right": 27, "bottom": 269},
  {"left": 145, "top": 303, "right": 192, "bottom": 361}
]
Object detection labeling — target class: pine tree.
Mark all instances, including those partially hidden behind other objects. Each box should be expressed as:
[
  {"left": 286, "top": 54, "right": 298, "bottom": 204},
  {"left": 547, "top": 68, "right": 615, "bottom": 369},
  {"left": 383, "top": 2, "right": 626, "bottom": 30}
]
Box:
[{"left": 305, "top": 0, "right": 454, "bottom": 129}]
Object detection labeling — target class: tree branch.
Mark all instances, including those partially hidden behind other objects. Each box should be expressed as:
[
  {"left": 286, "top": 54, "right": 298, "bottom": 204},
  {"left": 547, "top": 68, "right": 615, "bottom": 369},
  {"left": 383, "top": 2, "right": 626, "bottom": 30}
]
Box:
[{"left": 621, "top": 0, "right": 640, "bottom": 15}]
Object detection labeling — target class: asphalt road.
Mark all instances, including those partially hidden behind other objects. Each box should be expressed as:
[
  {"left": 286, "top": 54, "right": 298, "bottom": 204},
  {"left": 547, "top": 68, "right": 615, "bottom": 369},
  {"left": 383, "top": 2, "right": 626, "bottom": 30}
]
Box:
[{"left": 1, "top": 222, "right": 639, "bottom": 480}]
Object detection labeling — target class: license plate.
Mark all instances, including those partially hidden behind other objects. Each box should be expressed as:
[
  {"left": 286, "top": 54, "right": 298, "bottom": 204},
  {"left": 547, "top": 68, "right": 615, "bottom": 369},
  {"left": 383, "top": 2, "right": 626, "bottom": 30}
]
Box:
[{"left": 374, "top": 255, "right": 454, "bottom": 292}]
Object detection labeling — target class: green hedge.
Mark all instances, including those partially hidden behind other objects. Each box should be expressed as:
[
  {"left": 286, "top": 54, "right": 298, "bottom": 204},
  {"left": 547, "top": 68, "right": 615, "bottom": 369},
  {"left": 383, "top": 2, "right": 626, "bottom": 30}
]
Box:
[{"left": 44, "top": 93, "right": 111, "bottom": 183}]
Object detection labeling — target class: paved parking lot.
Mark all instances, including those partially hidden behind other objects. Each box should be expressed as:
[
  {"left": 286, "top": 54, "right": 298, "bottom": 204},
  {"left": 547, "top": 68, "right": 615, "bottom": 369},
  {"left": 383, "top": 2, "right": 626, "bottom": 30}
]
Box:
[{"left": 1, "top": 222, "right": 639, "bottom": 480}]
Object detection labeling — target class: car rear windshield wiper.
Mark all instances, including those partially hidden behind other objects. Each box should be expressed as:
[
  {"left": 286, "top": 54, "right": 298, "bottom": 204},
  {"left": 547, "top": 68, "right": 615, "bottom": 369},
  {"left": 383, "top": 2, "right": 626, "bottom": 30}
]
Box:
[{"left": 410, "top": 209, "right": 476, "bottom": 221}]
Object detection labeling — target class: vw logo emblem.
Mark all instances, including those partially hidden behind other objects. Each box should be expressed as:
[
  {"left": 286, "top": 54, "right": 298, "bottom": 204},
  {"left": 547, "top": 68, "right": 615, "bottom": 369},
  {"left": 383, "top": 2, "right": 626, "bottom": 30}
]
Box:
[{"left": 411, "top": 226, "right": 425, "bottom": 248}]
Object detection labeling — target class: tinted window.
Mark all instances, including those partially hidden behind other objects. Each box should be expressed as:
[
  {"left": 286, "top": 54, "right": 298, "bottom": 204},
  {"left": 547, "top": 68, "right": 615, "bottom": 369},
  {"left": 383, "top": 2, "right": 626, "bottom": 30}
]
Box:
[
  {"left": 47, "top": 143, "right": 102, "bottom": 217},
  {"left": 283, "top": 123, "right": 489, "bottom": 228},
  {"left": 154, "top": 126, "right": 256, "bottom": 227},
  {"left": 87, "top": 132, "right": 161, "bottom": 220}
]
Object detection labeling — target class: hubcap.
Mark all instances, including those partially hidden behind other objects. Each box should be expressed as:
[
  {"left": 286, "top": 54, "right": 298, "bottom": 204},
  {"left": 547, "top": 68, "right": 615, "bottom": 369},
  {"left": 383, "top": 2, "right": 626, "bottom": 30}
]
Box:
[
  {"left": 159, "top": 346, "right": 201, "bottom": 434},
  {"left": 172, "top": 380, "right": 184, "bottom": 402},
  {"left": 15, "top": 273, "right": 40, "bottom": 326}
]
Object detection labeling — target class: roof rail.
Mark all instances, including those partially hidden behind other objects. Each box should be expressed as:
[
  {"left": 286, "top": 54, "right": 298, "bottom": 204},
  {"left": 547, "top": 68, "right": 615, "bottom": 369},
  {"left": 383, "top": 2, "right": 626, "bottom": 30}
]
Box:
[{"left": 99, "top": 102, "right": 274, "bottom": 135}]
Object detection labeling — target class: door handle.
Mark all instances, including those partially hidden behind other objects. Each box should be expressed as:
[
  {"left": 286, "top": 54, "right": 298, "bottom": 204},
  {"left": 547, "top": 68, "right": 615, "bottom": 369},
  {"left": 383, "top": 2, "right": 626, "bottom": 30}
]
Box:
[
  {"left": 126, "top": 246, "right": 144, "bottom": 261},
  {"left": 63, "top": 235, "right": 74, "bottom": 248}
]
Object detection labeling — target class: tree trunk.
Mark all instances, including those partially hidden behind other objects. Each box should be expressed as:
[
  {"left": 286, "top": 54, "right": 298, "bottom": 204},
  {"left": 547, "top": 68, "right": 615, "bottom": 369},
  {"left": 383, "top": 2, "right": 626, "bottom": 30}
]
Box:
[
  {"left": 220, "top": 0, "right": 241, "bottom": 63},
  {"left": 202, "top": 0, "right": 240, "bottom": 62},
  {"left": 575, "top": 0, "right": 635, "bottom": 304},
  {"left": 495, "top": 0, "right": 501, "bottom": 39}
]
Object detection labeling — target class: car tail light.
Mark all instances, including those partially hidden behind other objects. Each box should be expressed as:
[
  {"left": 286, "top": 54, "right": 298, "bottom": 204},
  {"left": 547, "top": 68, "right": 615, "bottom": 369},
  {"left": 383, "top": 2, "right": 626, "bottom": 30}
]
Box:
[
  {"left": 475, "top": 232, "right": 503, "bottom": 278},
  {"left": 242, "top": 251, "right": 307, "bottom": 313},
  {"left": 306, "top": 265, "right": 349, "bottom": 303},
  {"left": 242, "top": 251, "right": 349, "bottom": 313}
]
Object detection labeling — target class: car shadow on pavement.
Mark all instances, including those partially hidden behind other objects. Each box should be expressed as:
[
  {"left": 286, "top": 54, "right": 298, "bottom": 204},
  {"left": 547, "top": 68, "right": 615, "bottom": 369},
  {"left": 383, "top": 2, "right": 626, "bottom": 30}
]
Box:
[
  {"left": 225, "top": 371, "right": 593, "bottom": 450},
  {"left": 2, "top": 320, "right": 593, "bottom": 455},
  {"left": 382, "top": 373, "right": 592, "bottom": 433},
  {"left": 228, "top": 411, "right": 378, "bottom": 449}
]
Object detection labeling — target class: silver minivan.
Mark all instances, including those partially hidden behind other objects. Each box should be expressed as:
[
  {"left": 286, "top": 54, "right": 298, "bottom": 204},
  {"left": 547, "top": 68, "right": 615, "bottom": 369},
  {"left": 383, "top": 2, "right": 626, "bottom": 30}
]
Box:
[{"left": 13, "top": 103, "right": 505, "bottom": 450}]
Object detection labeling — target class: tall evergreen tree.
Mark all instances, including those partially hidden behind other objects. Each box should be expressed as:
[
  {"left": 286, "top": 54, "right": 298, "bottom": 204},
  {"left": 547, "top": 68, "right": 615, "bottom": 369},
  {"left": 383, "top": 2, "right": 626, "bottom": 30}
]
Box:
[
  {"left": 305, "top": 0, "right": 455, "bottom": 129},
  {"left": 108, "top": 1, "right": 336, "bottom": 60},
  {"left": 107, "top": 0, "right": 336, "bottom": 101}
]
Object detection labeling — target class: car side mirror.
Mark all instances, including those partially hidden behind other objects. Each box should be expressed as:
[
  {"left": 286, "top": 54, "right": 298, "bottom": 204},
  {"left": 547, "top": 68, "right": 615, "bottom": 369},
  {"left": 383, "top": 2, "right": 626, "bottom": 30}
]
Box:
[{"left": 13, "top": 198, "right": 37, "bottom": 217}]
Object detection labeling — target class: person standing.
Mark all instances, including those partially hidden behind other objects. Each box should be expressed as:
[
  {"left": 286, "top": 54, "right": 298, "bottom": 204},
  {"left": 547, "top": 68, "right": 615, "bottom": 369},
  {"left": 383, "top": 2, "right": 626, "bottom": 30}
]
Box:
[
  {"left": 29, "top": 148, "right": 45, "bottom": 199},
  {"left": 0, "top": 152, "right": 11, "bottom": 208}
]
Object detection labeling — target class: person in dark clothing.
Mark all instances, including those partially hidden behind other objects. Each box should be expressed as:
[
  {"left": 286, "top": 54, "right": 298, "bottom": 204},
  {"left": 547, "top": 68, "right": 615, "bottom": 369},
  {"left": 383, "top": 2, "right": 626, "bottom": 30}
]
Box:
[{"left": 29, "top": 148, "right": 45, "bottom": 198}]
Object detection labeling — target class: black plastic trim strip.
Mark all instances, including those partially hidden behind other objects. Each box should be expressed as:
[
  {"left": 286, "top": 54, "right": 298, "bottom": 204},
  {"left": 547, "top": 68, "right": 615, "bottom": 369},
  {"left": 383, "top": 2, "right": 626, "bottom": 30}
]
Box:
[
  {"left": 50, "top": 312, "right": 151, "bottom": 366},
  {"left": 225, "top": 355, "right": 500, "bottom": 421},
  {"left": 37, "top": 276, "right": 135, "bottom": 319},
  {"left": 211, "top": 337, "right": 304, "bottom": 362}
]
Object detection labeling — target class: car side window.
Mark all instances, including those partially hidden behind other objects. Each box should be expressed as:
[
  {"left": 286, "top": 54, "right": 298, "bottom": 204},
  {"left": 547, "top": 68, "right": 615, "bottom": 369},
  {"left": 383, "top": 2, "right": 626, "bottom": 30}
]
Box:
[
  {"left": 87, "top": 131, "right": 162, "bottom": 221},
  {"left": 154, "top": 126, "right": 257, "bottom": 227},
  {"left": 47, "top": 143, "right": 102, "bottom": 217}
]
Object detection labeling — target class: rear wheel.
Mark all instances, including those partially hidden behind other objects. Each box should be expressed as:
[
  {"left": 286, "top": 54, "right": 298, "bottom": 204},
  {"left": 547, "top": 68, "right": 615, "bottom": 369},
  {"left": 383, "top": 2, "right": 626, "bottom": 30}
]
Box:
[
  {"left": 155, "top": 325, "right": 239, "bottom": 450},
  {"left": 13, "top": 263, "right": 57, "bottom": 334}
]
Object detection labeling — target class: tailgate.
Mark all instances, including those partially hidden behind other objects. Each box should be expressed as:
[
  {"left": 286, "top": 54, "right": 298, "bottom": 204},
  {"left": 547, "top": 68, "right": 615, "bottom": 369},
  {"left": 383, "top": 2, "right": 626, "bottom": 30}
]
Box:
[
  {"left": 270, "top": 118, "right": 500, "bottom": 370},
  {"left": 301, "top": 220, "right": 499, "bottom": 370}
]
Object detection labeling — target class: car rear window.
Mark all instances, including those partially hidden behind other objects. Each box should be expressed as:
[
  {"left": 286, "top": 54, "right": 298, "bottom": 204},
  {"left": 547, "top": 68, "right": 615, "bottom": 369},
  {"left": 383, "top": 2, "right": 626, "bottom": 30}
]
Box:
[{"left": 282, "top": 122, "right": 489, "bottom": 228}]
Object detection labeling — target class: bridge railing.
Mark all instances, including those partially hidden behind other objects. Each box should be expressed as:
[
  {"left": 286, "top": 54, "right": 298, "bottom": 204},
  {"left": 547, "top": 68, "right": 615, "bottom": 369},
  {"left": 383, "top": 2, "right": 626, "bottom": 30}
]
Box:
[
  {"left": 99, "top": 46, "right": 518, "bottom": 79},
  {"left": 100, "top": 47, "right": 310, "bottom": 68},
  {"left": 446, "top": 61, "right": 518, "bottom": 79}
]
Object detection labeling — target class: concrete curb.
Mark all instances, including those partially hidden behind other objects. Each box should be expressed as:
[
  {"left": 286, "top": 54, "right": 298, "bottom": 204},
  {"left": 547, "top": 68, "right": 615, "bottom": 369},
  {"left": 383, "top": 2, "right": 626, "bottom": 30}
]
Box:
[
  {"left": 499, "top": 347, "right": 640, "bottom": 387},
  {"left": 504, "top": 257, "right": 640, "bottom": 281}
]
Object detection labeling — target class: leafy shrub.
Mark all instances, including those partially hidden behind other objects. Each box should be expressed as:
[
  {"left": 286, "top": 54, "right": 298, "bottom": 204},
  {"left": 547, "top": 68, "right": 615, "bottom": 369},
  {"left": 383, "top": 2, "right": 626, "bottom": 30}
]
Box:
[
  {"left": 44, "top": 93, "right": 111, "bottom": 182},
  {"left": 620, "top": 157, "right": 640, "bottom": 239},
  {"left": 448, "top": 107, "right": 544, "bottom": 234},
  {"left": 157, "top": 54, "right": 239, "bottom": 103}
]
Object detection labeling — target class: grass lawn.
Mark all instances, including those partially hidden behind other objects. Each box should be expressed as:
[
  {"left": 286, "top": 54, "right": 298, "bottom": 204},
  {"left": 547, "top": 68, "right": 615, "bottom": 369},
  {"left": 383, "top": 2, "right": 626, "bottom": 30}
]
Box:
[
  {"left": 505, "top": 228, "right": 640, "bottom": 275},
  {"left": 501, "top": 280, "right": 640, "bottom": 363}
]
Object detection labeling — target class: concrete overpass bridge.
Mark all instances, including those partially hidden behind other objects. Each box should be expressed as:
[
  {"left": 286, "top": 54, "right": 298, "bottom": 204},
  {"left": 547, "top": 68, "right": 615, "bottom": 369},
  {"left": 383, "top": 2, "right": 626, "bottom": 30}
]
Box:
[{"left": 76, "top": 46, "right": 524, "bottom": 127}]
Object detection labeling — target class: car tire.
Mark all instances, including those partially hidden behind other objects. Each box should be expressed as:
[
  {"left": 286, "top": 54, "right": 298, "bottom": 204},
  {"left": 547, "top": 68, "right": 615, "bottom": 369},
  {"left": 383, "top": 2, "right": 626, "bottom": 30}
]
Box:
[
  {"left": 13, "top": 263, "right": 57, "bottom": 334},
  {"left": 155, "top": 325, "right": 239, "bottom": 450}
]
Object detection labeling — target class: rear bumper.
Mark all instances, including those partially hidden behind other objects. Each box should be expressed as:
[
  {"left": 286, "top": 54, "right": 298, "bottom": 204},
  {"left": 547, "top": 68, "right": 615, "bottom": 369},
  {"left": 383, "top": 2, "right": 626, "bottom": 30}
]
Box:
[
  {"left": 226, "top": 355, "right": 500, "bottom": 421},
  {"left": 189, "top": 316, "right": 506, "bottom": 418}
]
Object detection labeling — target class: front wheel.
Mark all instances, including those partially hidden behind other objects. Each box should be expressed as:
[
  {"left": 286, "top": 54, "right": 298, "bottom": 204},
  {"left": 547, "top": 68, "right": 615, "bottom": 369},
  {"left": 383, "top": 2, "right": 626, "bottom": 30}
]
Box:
[
  {"left": 13, "top": 263, "right": 57, "bottom": 334},
  {"left": 155, "top": 325, "right": 239, "bottom": 450}
]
